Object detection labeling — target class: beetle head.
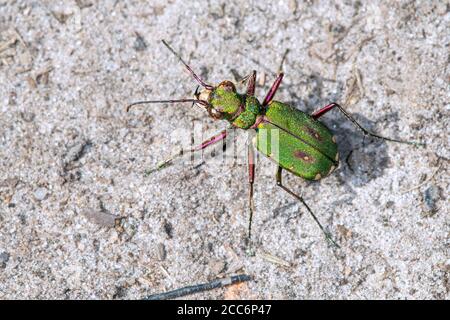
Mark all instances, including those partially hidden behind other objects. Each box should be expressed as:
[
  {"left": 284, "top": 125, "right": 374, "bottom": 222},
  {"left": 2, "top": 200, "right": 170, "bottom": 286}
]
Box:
[{"left": 195, "top": 80, "right": 242, "bottom": 120}]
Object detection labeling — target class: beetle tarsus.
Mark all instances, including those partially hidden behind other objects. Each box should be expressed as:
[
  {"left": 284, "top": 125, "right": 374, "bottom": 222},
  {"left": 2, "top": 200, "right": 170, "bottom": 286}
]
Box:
[
  {"left": 275, "top": 166, "right": 340, "bottom": 248},
  {"left": 324, "top": 230, "right": 340, "bottom": 249},
  {"left": 145, "top": 160, "right": 173, "bottom": 176}
]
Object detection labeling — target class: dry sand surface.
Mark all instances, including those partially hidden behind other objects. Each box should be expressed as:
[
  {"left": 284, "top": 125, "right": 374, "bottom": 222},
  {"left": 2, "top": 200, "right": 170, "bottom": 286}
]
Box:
[{"left": 0, "top": 1, "right": 448, "bottom": 299}]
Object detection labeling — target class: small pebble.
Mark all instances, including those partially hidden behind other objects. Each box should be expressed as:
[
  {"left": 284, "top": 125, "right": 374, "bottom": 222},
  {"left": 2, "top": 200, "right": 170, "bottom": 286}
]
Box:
[
  {"left": 344, "top": 266, "right": 352, "bottom": 277},
  {"left": 289, "top": 0, "right": 297, "bottom": 13},
  {"left": 423, "top": 185, "right": 439, "bottom": 215},
  {"left": 210, "top": 260, "right": 226, "bottom": 275},
  {"left": 113, "top": 286, "right": 127, "bottom": 299},
  {"left": 20, "top": 111, "right": 35, "bottom": 122},
  {"left": 443, "top": 259, "right": 450, "bottom": 272},
  {"left": 81, "top": 209, "right": 117, "bottom": 227},
  {"left": 0, "top": 251, "right": 10, "bottom": 269},
  {"left": 163, "top": 220, "right": 173, "bottom": 239},
  {"left": 258, "top": 72, "right": 266, "bottom": 86},
  {"left": 157, "top": 243, "right": 166, "bottom": 261},
  {"left": 65, "top": 140, "right": 89, "bottom": 164},
  {"left": 133, "top": 32, "right": 147, "bottom": 51},
  {"left": 34, "top": 187, "right": 49, "bottom": 201}
]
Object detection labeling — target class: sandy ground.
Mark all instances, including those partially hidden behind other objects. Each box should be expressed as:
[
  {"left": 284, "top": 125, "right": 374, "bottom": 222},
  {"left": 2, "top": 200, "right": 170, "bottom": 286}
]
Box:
[{"left": 0, "top": 0, "right": 449, "bottom": 299}]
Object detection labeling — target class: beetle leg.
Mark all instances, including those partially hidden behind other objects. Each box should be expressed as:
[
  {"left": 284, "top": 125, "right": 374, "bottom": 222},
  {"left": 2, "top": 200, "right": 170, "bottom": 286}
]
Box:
[
  {"left": 262, "top": 73, "right": 284, "bottom": 107},
  {"left": 311, "top": 102, "right": 337, "bottom": 119},
  {"left": 247, "top": 141, "right": 256, "bottom": 246},
  {"left": 145, "top": 129, "right": 228, "bottom": 175},
  {"left": 234, "top": 70, "right": 257, "bottom": 96},
  {"left": 311, "top": 103, "right": 424, "bottom": 146},
  {"left": 275, "top": 166, "right": 340, "bottom": 248},
  {"left": 262, "top": 49, "right": 289, "bottom": 107},
  {"left": 245, "top": 70, "right": 257, "bottom": 96},
  {"left": 193, "top": 130, "right": 228, "bottom": 151}
]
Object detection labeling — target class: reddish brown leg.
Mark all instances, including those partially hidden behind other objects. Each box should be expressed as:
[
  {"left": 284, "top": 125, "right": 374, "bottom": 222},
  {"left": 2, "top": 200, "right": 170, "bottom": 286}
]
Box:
[
  {"left": 193, "top": 130, "right": 228, "bottom": 151},
  {"left": 247, "top": 142, "right": 256, "bottom": 241},
  {"left": 235, "top": 70, "right": 256, "bottom": 96},
  {"left": 262, "top": 73, "right": 284, "bottom": 107},
  {"left": 276, "top": 166, "right": 340, "bottom": 248},
  {"left": 245, "top": 70, "right": 257, "bottom": 96},
  {"left": 145, "top": 130, "right": 228, "bottom": 175},
  {"left": 312, "top": 103, "right": 423, "bottom": 146},
  {"left": 311, "top": 102, "right": 337, "bottom": 119}
]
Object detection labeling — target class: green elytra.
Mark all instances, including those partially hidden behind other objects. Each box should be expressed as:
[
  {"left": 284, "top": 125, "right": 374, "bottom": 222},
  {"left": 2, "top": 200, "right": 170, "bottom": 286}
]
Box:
[
  {"left": 257, "top": 102, "right": 339, "bottom": 180},
  {"left": 127, "top": 40, "right": 423, "bottom": 251}
]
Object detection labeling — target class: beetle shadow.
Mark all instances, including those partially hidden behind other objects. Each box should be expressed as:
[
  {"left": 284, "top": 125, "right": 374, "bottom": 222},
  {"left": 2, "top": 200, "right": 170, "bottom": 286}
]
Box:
[
  {"left": 322, "top": 115, "right": 393, "bottom": 188},
  {"left": 280, "top": 74, "right": 394, "bottom": 189}
]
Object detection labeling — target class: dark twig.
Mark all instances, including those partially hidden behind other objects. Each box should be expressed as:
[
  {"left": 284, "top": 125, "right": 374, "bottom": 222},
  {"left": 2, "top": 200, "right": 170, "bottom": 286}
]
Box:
[{"left": 143, "top": 274, "right": 252, "bottom": 300}]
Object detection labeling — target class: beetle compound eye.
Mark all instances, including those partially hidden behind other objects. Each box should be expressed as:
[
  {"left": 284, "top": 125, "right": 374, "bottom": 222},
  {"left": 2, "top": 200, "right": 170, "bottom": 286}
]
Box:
[{"left": 218, "top": 80, "right": 236, "bottom": 92}]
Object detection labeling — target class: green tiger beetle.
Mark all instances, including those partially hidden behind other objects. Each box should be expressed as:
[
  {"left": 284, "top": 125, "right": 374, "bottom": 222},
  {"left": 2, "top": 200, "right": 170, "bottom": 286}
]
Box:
[{"left": 127, "top": 40, "right": 423, "bottom": 250}]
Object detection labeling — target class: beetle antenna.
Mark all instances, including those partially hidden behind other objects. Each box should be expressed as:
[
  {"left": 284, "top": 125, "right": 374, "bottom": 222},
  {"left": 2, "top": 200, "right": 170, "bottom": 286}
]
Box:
[
  {"left": 126, "top": 99, "right": 210, "bottom": 112},
  {"left": 161, "top": 40, "right": 214, "bottom": 90}
]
